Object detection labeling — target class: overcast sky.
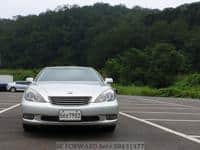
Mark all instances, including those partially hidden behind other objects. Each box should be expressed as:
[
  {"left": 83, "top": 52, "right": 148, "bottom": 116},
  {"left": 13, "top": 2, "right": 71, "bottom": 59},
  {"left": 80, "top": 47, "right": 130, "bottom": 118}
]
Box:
[{"left": 1, "top": 0, "right": 200, "bottom": 19}]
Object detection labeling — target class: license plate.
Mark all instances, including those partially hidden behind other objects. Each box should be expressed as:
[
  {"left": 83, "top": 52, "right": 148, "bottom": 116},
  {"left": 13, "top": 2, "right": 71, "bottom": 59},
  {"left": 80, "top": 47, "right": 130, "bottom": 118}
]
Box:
[{"left": 59, "top": 110, "right": 81, "bottom": 121}]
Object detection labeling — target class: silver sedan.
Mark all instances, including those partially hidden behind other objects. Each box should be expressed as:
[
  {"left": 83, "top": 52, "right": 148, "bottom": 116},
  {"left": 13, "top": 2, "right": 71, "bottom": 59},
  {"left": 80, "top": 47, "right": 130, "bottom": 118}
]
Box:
[
  {"left": 7, "top": 81, "right": 31, "bottom": 92},
  {"left": 21, "top": 66, "right": 118, "bottom": 132}
]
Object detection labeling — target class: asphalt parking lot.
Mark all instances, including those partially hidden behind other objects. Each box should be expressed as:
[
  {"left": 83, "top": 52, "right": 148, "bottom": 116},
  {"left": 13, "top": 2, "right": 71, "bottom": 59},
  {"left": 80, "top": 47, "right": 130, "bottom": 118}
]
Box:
[{"left": 0, "top": 92, "right": 200, "bottom": 150}]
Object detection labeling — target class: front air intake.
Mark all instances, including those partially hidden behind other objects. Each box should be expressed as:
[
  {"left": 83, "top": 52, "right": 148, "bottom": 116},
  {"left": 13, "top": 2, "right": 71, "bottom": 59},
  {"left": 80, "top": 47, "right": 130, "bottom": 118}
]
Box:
[{"left": 49, "top": 96, "right": 91, "bottom": 106}]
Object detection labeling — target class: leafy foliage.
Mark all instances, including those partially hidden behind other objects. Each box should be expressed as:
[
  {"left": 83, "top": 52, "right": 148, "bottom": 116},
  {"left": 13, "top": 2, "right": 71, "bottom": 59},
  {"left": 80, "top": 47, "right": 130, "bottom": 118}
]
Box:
[
  {"left": 114, "top": 73, "right": 200, "bottom": 98},
  {"left": 105, "top": 44, "right": 186, "bottom": 87}
]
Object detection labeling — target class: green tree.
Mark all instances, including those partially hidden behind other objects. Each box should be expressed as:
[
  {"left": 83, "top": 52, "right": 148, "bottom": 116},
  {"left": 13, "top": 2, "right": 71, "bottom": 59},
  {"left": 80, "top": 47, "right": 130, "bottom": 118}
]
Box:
[
  {"left": 146, "top": 43, "right": 186, "bottom": 87},
  {"left": 105, "top": 48, "right": 148, "bottom": 85}
]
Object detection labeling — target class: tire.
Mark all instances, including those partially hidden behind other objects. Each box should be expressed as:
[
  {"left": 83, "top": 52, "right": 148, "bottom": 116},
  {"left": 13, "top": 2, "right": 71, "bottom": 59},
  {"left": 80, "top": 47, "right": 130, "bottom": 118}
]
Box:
[
  {"left": 104, "top": 125, "right": 116, "bottom": 132},
  {"left": 10, "top": 87, "right": 16, "bottom": 92},
  {"left": 23, "top": 124, "right": 34, "bottom": 132}
]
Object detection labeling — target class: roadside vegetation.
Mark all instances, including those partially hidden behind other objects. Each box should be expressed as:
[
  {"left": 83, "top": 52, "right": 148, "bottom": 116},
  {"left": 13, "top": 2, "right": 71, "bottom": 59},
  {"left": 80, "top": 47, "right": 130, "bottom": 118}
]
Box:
[{"left": 114, "top": 74, "right": 200, "bottom": 99}]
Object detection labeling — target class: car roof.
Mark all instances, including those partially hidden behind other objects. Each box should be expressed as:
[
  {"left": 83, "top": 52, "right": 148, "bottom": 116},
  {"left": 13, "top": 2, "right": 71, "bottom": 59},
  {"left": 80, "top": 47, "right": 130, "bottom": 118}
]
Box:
[{"left": 44, "top": 66, "right": 93, "bottom": 70}]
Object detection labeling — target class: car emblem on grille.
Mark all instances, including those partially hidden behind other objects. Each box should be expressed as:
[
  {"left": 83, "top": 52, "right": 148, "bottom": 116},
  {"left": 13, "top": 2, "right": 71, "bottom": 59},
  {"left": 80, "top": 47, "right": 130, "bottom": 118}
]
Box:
[{"left": 67, "top": 91, "right": 73, "bottom": 94}]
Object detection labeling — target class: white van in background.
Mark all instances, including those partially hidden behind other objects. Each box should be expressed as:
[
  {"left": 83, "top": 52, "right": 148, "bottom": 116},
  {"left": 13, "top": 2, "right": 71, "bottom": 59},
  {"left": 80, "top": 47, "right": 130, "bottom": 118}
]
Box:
[{"left": 0, "top": 75, "right": 13, "bottom": 91}]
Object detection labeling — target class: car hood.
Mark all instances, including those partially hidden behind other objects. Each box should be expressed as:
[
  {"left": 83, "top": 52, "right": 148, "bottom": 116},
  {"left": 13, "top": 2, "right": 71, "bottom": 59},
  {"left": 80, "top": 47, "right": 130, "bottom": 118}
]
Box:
[{"left": 29, "top": 82, "right": 111, "bottom": 101}]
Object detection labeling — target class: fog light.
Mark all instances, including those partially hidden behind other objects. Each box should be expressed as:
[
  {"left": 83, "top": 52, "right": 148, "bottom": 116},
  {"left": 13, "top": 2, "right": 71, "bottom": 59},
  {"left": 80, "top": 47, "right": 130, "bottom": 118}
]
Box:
[
  {"left": 106, "top": 114, "right": 118, "bottom": 120},
  {"left": 23, "top": 114, "right": 34, "bottom": 120}
]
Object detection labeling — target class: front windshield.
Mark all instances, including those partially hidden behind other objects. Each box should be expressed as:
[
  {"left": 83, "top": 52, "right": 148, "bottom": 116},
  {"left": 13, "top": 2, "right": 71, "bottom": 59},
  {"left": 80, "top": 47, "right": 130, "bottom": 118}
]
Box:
[{"left": 36, "top": 67, "right": 103, "bottom": 82}]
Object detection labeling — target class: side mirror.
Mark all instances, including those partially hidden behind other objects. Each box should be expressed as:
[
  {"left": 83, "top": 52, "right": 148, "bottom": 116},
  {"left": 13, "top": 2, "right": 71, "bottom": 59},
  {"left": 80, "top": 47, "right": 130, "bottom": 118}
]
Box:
[
  {"left": 26, "top": 77, "right": 34, "bottom": 83},
  {"left": 105, "top": 78, "right": 113, "bottom": 84}
]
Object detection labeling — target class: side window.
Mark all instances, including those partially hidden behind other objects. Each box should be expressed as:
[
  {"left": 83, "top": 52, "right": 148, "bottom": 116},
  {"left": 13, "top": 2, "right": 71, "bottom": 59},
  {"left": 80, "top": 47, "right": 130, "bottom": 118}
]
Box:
[
  {"left": 16, "top": 82, "right": 24, "bottom": 85},
  {"left": 16, "top": 81, "right": 31, "bottom": 85},
  {"left": 24, "top": 82, "right": 31, "bottom": 85}
]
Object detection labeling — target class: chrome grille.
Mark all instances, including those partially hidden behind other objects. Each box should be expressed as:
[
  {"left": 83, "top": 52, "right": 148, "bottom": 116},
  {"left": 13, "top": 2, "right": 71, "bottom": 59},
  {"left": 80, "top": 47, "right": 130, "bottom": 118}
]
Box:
[{"left": 49, "top": 96, "right": 91, "bottom": 106}]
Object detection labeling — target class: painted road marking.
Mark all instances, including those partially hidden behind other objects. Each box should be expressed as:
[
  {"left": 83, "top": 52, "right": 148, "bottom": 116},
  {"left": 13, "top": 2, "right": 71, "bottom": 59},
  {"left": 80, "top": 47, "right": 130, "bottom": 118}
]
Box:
[
  {"left": 0, "top": 104, "right": 20, "bottom": 114},
  {"left": 120, "top": 107, "right": 198, "bottom": 110},
  {"left": 143, "top": 98, "right": 198, "bottom": 109},
  {"left": 145, "top": 119, "right": 200, "bottom": 122},
  {"left": 120, "top": 103, "right": 184, "bottom": 106},
  {"left": 120, "top": 112, "right": 200, "bottom": 144},
  {"left": 189, "top": 135, "right": 200, "bottom": 138},
  {"left": 125, "top": 111, "right": 200, "bottom": 115}
]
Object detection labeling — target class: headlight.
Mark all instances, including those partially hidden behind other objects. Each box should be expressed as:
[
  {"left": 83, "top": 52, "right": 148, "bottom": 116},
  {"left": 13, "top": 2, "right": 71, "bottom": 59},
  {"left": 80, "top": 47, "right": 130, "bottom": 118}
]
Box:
[
  {"left": 95, "top": 89, "right": 116, "bottom": 103},
  {"left": 24, "top": 88, "right": 46, "bottom": 103}
]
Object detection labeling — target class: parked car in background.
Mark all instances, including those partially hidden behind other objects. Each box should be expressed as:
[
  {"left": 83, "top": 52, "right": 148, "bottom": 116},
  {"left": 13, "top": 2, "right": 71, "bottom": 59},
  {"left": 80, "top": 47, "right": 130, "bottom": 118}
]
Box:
[
  {"left": 7, "top": 81, "right": 31, "bottom": 92},
  {"left": 0, "top": 75, "right": 13, "bottom": 91}
]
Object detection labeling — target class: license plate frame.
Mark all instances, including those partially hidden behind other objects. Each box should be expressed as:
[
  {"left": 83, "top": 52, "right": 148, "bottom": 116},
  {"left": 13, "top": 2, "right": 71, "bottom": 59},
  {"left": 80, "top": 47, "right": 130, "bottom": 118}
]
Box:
[{"left": 59, "top": 110, "right": 82, "bottom": 121}]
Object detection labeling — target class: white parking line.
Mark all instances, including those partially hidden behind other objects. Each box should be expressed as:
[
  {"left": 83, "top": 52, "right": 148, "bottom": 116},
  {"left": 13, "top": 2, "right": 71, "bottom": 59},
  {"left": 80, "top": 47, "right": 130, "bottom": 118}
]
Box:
[
  {"left": 120, "top": 107, "right": 197, "bottom": 110},
  {"left": 145, "top": 119, "right": 200, "bottom": 122},
  {"left": 125, "top": 111, "right": 200, "bottom": 115},
  {"left": 0, "top": 104, "right": 20, "bottom": 114},
  {"left": 143, "top": 98, "right": 198, "bottom": 109},
  {"left": 120, "top": 112, "right": 200, "bottom": 144},
  {"left": 189, "top": 135, "right": 200, "bottom": 138},
  {"left": 0, "top": 108, "right": 7, "bottom": 110},
  {"left": 120, "top": 104, "right": 180, "bottom": 106}
]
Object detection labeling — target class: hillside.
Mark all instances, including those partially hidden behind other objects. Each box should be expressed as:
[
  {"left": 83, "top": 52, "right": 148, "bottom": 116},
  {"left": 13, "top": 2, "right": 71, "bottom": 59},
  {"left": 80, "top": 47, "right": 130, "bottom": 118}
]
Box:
[{"left": 0, "top": 2, "right": 200, "bottom": 88}]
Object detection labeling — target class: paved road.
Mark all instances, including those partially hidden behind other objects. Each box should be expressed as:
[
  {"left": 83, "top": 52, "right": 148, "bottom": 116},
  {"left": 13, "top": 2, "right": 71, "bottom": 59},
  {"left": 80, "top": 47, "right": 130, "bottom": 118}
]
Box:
[{"left": 0, "top": 92, "right": 200, "bottom": 150}]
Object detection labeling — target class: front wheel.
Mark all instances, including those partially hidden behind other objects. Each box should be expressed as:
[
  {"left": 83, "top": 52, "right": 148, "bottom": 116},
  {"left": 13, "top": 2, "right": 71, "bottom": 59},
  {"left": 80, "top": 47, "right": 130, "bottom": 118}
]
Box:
[
  {"left": 10, "top": 87, "right": 16, "bottom": 92},
  {"left": 104, "top": 125, "right": 116, "bottom": 132}
]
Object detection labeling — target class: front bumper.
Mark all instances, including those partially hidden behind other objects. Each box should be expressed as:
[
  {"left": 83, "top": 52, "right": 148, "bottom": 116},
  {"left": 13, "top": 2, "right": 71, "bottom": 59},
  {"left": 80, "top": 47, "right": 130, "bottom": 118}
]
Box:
[{"left": 21, "top": 98, "right": 118, "bottom": 126}]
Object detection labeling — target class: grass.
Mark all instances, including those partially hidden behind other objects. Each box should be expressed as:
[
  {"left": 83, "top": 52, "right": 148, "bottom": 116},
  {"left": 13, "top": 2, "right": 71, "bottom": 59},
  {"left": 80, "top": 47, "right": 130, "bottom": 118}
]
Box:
[
  {"left": 114, "top": 74, "right": 200, "bottom": 99},
  {"left": 113, "top": 84, "right": 160, "bottom": 96},
  {"left": 114, "top": 84, "right": 200, "bottom": 99}
]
